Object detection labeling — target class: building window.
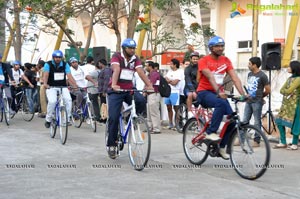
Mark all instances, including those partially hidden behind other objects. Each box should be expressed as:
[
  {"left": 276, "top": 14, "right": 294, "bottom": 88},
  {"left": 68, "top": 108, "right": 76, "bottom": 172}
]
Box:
[{"left": 238, "top": 40, "right": 259, "bottom": 49}]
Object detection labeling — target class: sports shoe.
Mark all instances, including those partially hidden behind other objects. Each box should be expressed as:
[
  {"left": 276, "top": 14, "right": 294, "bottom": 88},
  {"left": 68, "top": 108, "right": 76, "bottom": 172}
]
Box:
[
  {"left": 44, "top": 121, "right": 51, "bottom": 128},
  {"left": 205, "top": 133, "right": 221, "bottom": 141},
  {"left": 107, "top": 146, "right": 117, "bottom": 159},
  {"left": 219, "top": 148, "right": 229, "bottom": 160},
  {"left": 252, "top": 141, "right": 260, "bottom": 147}
]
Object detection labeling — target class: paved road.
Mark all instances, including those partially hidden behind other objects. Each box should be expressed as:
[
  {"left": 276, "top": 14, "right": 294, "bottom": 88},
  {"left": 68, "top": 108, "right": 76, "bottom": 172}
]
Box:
[{"left": 0, "top": 114, "right": 299, "bottom": 199}]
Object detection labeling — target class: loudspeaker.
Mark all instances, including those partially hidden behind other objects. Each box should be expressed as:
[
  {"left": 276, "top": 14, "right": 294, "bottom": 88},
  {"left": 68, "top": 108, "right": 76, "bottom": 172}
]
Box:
[
  {"left": 93, "top": 46, "right": 108, "bottom": 65},
  {"left": 261, "top": 42, "right": 281, "bottom": 70}
]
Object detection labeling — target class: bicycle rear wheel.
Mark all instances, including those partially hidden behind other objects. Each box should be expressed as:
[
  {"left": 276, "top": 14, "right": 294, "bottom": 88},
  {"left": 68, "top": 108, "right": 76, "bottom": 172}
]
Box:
[
  {"left": 59, "top": 106, "right": 68, "bottom": 145},
  {"left": 183, "top": 118, "right": 208, "bottom": 165},
  {"left": 21, "top": 96, "right": 34, "bottom": 121},
  {"left": 229, "top": 124, "right": 271, "bottom": 180},
  {"left": 87, "top": 102, "right": 96, "bottom": 132},
  {"left": 128, "top": 116, "right": 151, "bottom": 171},
  {"left": 71, "top": 102, "right": 83, "bottom": 128},
  {"left": 175, "top": 103, "right": 188, "bottom": 133}
]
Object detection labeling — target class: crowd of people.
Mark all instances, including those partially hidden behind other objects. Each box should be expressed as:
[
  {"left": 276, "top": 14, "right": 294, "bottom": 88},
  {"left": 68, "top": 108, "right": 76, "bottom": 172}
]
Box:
[{"left": 1, "top": 36, "right": 300, "bottom": 160}]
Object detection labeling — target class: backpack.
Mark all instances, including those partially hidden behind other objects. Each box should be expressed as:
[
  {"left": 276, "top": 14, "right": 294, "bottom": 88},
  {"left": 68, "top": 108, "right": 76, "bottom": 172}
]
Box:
[{"left": 158, "top": 74, "right": 171, "bottom": 97}]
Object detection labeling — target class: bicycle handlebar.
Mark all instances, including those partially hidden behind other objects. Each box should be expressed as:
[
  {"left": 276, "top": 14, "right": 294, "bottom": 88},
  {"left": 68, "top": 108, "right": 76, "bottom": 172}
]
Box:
[{"left": 114, "top": 89, "right": 155, "bottom": 93}]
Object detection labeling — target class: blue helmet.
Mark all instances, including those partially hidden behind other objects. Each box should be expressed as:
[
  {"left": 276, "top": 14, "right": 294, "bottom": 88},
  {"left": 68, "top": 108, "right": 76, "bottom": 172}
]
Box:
[
  {"left": 13, "top": 61, "right": 21, "bottom": 65},
  {"left": 208, "top": 36, "right": 225, "bottom": 48},
  {"left": 69, "top": 57, "right": 78, "bottom": 63},
  {"left": 52, "top": 50, "right": 63, "bottom": 58},
  {"left": 121, "top": 38, "right": 137, "bottom": 48}
]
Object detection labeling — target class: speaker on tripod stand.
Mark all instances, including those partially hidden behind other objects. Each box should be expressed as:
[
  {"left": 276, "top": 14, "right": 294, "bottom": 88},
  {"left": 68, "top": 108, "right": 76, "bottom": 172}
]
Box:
[{"left": 261, "top": 42, "right": 281, "bottom": 135}]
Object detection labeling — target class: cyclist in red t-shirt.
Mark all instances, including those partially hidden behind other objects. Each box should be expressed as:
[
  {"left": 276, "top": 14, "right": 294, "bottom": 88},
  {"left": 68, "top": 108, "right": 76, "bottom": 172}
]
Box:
[{"left": 196, "top": 36, "right": 245, "bottom": 160}]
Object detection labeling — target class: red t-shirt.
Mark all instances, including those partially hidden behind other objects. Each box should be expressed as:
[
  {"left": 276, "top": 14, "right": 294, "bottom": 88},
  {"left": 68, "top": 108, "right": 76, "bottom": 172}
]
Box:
[
  {"left": 110, "top": 52, "right": 143, "bottom": 89},
  {"left": 197, "top": 55, "right": 233, "bottom": 92}
]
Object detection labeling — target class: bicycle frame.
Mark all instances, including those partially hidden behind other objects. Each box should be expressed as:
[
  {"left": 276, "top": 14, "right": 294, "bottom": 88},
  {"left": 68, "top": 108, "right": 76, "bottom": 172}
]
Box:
[
  {"left": 54, "top": 89, "right": 64, "bottom": 126},
  {"left": 118, "top": 94, "right": 138, "bottom": 144}
]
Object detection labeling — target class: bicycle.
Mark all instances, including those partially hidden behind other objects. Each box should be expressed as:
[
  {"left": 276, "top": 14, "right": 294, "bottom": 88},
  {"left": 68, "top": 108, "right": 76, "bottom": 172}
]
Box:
[
  {"left": 105, "top": 89, "right": 151, "bottom": 171},
  {"left": 10, "top": 85, "right": 35, "bottom": 122},
  {"left": 183, "top": 94, "right": 271, "bottom": 180},
  {"left": 0, "top": 85, "right": 10, "bottom": 126},
  {"left": 71, "top": 87, "right": 96, "bottom": 132},
  {"left": 49, "top": 86, "right": 69, "bottom": 145}
]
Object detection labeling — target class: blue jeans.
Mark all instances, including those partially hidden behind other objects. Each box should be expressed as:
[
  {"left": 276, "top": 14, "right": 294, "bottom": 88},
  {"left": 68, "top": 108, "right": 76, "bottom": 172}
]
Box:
[
  {"left": 25, "top": 88, "right": 37, "bottom": 113},
  {"left": 197, "top": 91, "right": 233, "bottom": 148},
  {"left": 107, "top": 91, "right": 146, "bottom": 146},
  {"left": 243, "top": 100, "right": 263, "bottom": 143}
]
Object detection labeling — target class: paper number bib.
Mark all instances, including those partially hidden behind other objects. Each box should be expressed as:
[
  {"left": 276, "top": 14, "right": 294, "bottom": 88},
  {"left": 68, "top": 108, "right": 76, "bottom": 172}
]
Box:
[
  {"left": 120, "top": 69, "right": 134, "bottom": 81},
  {"left": 54, "top": 72, "right": 65, "bottom": 81}
]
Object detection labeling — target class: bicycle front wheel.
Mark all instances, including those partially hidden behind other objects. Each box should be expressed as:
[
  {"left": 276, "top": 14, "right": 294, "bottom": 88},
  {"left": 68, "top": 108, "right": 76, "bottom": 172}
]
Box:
[
  {"left": 21, "top": 96, "right": 34, "bottom": 121},
  {"left": 229, "top": 124, "right": 271, "bottom": 180},
  {"left": 50, "top": 118, "right": 57, "bottom": 138},
  {"left": 175, "top": 103, "right": 188, "bottom": 133},
  {"left": 183, "top": 118, "right": 208, "bottom": 165},
  {"left": 59, "top": 106, "right": 68, "bottom": 145},
  {"left": 3, "top": 98, "right": 10, "bottom": 126},
  {"left": 87, "top": 102, "right": 96, "bottom": 132},
  {"left": 128, "top": 116, "right": 151, "bottom": 171}
]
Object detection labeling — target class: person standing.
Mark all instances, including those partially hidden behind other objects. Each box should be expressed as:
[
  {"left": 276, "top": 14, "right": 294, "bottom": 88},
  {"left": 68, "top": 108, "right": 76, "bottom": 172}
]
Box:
[
  {"left": 23, "top": 63, "right": 38, "bottom": 113},
  {"left": 85, "top": 59, "right": 103, "bottom": 123},
  {"left": 0, "top": 53, "right": 15, "bottom": 104},
  {"left": 274, "top": 61, "right": 300, "bottom": 150},
  {"left": 196, "top": 36, "right": 245, "bottom": 159},
  {"left": 242, "top": 57, "right": 270, "bottom": 147},
  {"left": 106, "top": 38, "right": 153, "bottom": 159},
  {"left": 37, "top": 60, "right": 47, "bottom": 118},
  {"left": 43, "top": 50, "right": 78, "bottom": 128},
  {"left": 145, "top": 61, "right": 161, "bottom": 134},
  {"left": 164, "top": 58, "right": 183, "bottom": 130}
]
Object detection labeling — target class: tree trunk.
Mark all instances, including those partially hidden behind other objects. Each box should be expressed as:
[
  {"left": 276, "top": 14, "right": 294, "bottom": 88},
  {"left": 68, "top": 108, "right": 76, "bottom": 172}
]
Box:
[
  {"left": 126, "top": 0, "right": 140, "bottom": 38},
  {"left": 13, "top": 0, "right": 22, "bottom": 61}
]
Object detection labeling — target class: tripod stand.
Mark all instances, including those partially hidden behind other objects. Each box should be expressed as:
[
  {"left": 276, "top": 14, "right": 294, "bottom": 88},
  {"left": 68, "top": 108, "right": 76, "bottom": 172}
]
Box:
[{"left": 261, "top": 70, "right": 277, "bottom": 135}]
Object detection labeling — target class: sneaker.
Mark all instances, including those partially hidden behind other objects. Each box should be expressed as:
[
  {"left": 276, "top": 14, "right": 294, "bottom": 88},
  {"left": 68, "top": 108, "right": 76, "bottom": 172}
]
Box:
[
  {"left": 188, "top": 111, "right": 194, "bottom": 119},
  {"left": 38, "top": 113, "right": 46, "bottom": 118},
  {"left": 205, "top": 133, "right": 221, "bottom": 141},
  {"left": 252, "top": 141, "right": 260, "bottom": 147},
  {"left": 44, "top": 121, "right": 51, "bottom": 128},
  {"left": 151, "top": 131, "right": 161, "bottom": 134},
  {"left": 9, "top": 110, "right": 16, "bottom": 115},
  {"left": 107, "top": 146, "right": 117, "bottom": 159},
  {"left": 219, "top": 148, "right": 229, "bottom": 160}
]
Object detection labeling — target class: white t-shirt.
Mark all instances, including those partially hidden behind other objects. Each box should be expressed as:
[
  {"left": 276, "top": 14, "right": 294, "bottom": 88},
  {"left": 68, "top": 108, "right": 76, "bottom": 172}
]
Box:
[
  {"left": 82, "top": 63, "right": 96, "bottom": 86},
  {"left": 12, "top": 69, "right": 24, "bottom": 84},
  {"left": 178, "top": 68, "right": 185, "bottom": 95},
  {"left": 71, "top": 66, "right": 86, "bottom": 88},
  {"left": 165, "top": 69, "right": 183, "bottom": 92}
]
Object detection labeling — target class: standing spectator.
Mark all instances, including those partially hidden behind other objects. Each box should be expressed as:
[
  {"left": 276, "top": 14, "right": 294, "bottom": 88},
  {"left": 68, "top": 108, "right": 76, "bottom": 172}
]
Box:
[
  {"left": 10, "top": 61, "right": 32, "bottom": 114},
  {"left": 274, "top": 61, "right": 300, "bottom": 150},
  {"left": 145, "top": 61, "right": 161, "bottom": 134},
  {"left": 23, "top": 63, "right": 38, "bottom": 113},
  {"left": 82, "top": 56, "right": 95, "bottom": 86},
  {"left": 0, "top": 53, "right": 15, "bottom": 105},
  {"left": 242, "top": 57, "right": 270, "bottom": 147},
  {"left": 98, "top": 60, "right": 112, "bottom": 123},
  {"left": 85, "top": 59, "right": 103, "bottom": 123},
  {"left": 37, "top": 60, "right": 47, "bottom": 118},
  {"left": 164, "top": 58, "right": 183, "bottom": 130}
]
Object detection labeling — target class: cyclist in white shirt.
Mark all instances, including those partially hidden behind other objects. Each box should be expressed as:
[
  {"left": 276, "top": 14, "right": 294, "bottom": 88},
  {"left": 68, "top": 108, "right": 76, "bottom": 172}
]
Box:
[{"left": 69, "top": 57, "right": 86, "bottom": 108}]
